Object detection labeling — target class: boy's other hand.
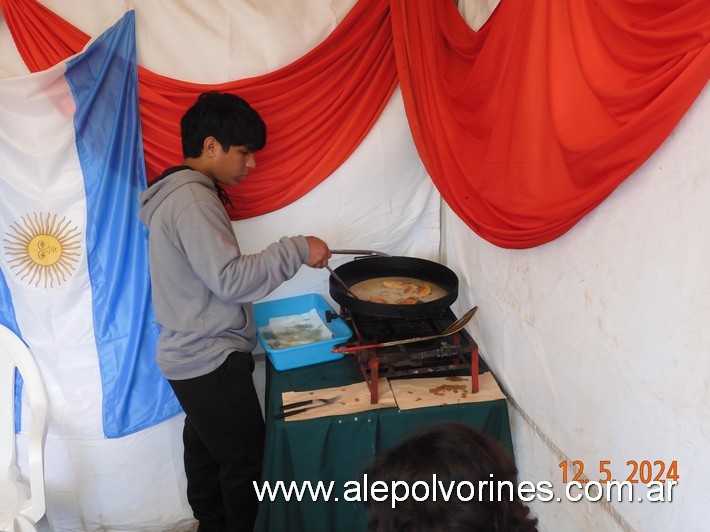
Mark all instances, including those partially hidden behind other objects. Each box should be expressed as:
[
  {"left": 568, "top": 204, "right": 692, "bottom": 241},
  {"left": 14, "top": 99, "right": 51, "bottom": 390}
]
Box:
[{"left": 305, "top": 236, "right": 331, "bottom": 268}]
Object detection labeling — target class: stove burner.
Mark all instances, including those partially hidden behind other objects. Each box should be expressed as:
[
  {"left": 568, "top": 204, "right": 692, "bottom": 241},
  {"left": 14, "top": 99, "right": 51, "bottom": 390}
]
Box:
[{"left": 336, "top": 306, "right": 483, "bottom": 403}]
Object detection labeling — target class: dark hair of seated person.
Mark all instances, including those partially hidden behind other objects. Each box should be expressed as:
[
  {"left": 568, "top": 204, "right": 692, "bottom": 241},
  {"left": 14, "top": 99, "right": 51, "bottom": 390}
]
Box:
[{"left": 364, "top": 423, "right": 538, "bottom": 532}]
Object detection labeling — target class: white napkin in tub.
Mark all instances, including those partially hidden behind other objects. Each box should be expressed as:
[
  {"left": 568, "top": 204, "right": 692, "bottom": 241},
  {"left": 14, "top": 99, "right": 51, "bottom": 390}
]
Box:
[{"left": 258, "top": 309, "right": 333, "bottom": 349}]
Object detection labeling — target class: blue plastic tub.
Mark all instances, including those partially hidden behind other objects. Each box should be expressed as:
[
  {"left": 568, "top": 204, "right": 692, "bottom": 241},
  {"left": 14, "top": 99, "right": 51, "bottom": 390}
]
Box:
[{"left": 253, "top": 293, "right": 352, "bottom": 371}]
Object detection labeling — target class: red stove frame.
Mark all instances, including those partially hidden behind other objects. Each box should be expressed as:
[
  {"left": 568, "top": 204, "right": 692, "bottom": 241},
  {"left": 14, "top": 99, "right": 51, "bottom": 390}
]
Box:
[{"left": 338, "top": 307, "right": 480, "bottom": 404}]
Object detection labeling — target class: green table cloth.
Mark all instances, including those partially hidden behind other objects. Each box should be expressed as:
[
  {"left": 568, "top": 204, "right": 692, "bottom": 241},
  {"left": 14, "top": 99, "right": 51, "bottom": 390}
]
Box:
[{"left": 255, "top": 356, "right": 513, "bottom": 532}]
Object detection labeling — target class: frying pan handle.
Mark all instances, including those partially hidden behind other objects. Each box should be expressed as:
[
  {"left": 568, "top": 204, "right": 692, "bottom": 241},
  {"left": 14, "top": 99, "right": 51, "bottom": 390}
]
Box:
[{"left": 330, "top": 249, "right": 391, "bottom": 258}]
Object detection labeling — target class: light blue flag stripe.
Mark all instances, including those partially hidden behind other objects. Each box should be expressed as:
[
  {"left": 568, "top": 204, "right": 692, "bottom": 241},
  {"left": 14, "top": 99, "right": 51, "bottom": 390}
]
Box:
[
  {"left": 64, "top": 12, "right": 181, "bottom": 438},
  {"left": 0, "top": 273, "right": 23, "bottom": 432}
]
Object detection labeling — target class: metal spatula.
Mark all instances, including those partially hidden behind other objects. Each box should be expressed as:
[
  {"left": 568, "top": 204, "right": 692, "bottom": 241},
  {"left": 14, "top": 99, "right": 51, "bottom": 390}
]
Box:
[
  {"left": 332, "top": 306, "right": 478, "bottom": 354},
  {"left": 326, "top": 264, "right": 360, "bottom": 299}
]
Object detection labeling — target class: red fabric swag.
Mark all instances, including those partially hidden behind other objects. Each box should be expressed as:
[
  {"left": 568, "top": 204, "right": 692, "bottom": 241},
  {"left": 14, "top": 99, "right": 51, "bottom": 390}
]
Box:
[
  {"left": 390, "top": 0, "right": 710, "bottom": 247},
  {"left": 0, "top": 0, "right": 88, "bottom": 71}
]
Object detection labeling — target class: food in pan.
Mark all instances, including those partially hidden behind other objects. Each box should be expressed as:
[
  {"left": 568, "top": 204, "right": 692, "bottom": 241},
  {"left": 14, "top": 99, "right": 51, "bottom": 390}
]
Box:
[
  {"left": 404, "top": 284, "right": 418, "bottom": 296},
  {"left": 382, "top": 280, "right": 419, "bottom": 297},
  {"left": 382, "top": 280, "right": 406, "bottom": 289},
  {"left": 350, "top": 276, "right": 445, "bottom": 305},
  {"left": 414, "top": 284, "right": 431, "bottom": 297},
  {"left": 383, "top": 280, "right": 411, "bottom": 289}
]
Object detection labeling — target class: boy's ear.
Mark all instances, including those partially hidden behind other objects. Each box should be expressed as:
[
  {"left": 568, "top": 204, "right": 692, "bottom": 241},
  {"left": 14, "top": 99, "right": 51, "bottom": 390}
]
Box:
[{"left": 203, "top": 136, "right": 218, "bottom": 157}]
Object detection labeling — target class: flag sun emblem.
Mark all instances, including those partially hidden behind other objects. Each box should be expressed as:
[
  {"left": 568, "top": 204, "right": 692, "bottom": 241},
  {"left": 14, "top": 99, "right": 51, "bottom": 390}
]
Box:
[{"left": 4, "top": 212, "right": 82, "bottom": 288}]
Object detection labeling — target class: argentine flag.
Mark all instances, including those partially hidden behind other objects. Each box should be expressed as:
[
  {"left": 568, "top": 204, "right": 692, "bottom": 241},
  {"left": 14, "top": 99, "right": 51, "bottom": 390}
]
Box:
[{"left": 0, "top": 11, "right": 181, "bottom": 439}]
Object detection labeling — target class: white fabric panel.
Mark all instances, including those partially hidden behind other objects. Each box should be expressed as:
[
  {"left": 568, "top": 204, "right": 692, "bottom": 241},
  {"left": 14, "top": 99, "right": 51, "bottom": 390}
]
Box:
[
  {"left": 132, "top": 0, "right": 357, "bottom": 81},
  {"left": 457, "top": 0, "right": 499, "bottom": 31},
  {"left": 16, "top": 416, "right": 193, "bottom": 531},
  {"left": 507, "top": 408, "right": 624, "bottom": 532},
  {"left": 443, "top": 85, "right": 709, "bottom": 531}
]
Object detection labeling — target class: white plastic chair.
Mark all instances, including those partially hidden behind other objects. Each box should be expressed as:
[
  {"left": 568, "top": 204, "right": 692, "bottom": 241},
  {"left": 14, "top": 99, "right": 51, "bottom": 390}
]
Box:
[{"left": 0, "top": 325, "right": 49, "bottom": 532}]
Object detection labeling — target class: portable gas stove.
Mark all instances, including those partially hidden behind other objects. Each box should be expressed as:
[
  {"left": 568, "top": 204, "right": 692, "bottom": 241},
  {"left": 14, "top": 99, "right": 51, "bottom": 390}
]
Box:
[{"left": 329, "top": 306, "right": 482, "bottom": 403}]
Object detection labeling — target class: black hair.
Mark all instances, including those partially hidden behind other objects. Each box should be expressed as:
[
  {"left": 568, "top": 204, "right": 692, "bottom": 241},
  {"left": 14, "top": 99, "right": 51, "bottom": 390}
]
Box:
[
  {"left": 180, "top": 91, "right": 267, "bottom": 158},
  {"left": 365, "top": 423, "right": 538, "bottom": 532}
]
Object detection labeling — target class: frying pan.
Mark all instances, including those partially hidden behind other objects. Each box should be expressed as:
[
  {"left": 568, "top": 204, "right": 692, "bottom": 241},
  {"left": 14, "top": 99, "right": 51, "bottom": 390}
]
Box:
[{"left": 328, "top": 254, "right": 459, "bottom": 318}]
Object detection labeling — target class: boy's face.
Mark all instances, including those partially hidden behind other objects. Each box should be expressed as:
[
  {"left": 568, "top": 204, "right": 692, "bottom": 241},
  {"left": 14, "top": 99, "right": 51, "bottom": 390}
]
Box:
[{"left": 204, "top": 140, "right": 256, "bottom": 187}]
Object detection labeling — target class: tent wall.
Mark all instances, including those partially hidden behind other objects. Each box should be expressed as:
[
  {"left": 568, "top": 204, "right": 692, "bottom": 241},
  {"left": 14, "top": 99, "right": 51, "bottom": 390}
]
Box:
[
  {"left": 447, "top": 2, "right": 709, "bottom": 529},
  {"left": 444, "top": 85, "right": 709, "bottom": 531},
  {"left": 1, "top": 1, "right": 707, "bottom": 530}
]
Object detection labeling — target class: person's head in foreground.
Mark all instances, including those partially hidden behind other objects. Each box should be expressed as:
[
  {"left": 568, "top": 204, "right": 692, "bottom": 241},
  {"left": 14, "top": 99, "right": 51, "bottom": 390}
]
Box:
[{"left": 365, "top": 423, "right": 538, "bottom": 532}]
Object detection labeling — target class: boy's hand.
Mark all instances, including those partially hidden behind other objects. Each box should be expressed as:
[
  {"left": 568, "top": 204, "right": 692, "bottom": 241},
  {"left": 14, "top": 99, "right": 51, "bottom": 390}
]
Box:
[{"left": 305, "top": 236, "right": 332, "bottom": 268}]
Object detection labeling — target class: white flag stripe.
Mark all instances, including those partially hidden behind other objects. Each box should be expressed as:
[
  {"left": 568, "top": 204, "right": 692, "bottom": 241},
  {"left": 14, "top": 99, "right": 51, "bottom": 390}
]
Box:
[{"left": 1, "top": 65, "right": 105, "bottom": 438}]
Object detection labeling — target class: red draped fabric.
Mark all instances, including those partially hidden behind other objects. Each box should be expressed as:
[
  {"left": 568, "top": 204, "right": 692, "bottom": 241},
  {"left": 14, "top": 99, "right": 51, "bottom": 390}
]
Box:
[
  {"left": 0, "top": 0, "right": 88, "bottom": 71},
  {"left": 390, "top": 0, "right": 710, "bottom": 247},
  {"left": 2, "top": 0, "right": 709, "bottom": 247},
  {"left": 0, "top": 0, "right": 397, "bottom": 220}
]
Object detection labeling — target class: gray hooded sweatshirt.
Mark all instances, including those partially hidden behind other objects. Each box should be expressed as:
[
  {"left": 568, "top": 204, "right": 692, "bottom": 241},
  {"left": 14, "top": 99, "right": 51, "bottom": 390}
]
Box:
[{"left": 139, "top": 167, "right": 310, "bottom": 380}]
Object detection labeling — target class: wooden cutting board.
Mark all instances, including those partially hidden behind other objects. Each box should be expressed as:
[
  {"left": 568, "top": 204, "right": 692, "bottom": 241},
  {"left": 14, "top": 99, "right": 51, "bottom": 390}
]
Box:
[
  {"left": 389, "top": 372, "right": 505, "bottom": 410},
  {"left": 280, "top": 378, "right": 397, "bottom": 421}
]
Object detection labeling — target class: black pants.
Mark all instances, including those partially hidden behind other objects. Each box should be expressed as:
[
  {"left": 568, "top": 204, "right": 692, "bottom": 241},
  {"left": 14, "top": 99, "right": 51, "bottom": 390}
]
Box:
[{"left": 169, "top": 351, "right": 265, "bottom": 532}]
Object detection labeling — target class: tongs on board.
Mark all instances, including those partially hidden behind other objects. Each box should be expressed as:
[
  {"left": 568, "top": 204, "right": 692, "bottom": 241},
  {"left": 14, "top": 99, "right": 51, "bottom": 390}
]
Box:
[
  {"left": 332, "top": 306, "right": 479, "bottom": 354},
  {"left": 275, "top": 396, "right": 342, "bottom": 419}
]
